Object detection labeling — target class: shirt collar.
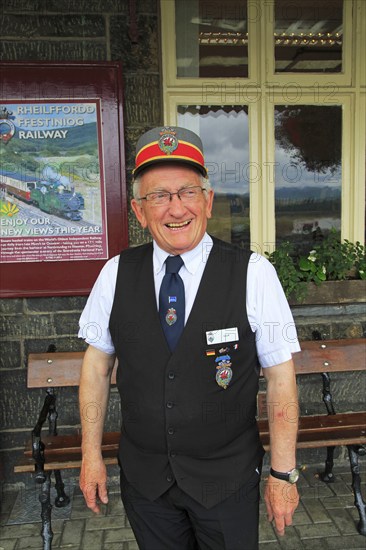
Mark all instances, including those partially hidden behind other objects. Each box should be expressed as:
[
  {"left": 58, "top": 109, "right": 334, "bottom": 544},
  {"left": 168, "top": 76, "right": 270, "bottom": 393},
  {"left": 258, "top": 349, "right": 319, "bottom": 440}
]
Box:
[{"left": 153, "top": 233, "right": 213, "bottom": 275}]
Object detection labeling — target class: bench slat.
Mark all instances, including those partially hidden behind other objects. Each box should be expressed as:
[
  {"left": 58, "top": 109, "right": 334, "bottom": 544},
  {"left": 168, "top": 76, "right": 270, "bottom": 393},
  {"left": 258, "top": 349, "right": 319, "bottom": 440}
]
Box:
[
  {"left": 27, "top": 339, "right": 365, "bottom": 388},
  {"left": 27, "top": 352, "right": 117, "bottom": 388},
  {"left": 295, "top": 338, "right": 366, "bottom": 374},
  {"left": 16, "top": 412, "right": 365, "bottom": 473}
]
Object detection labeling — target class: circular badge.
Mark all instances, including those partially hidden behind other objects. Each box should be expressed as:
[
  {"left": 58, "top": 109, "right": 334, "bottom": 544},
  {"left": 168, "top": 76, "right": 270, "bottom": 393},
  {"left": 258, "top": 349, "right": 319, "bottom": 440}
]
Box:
[
  {"left": 0, "top": 120, "right": 15, "bottom": 144},
  {"left": 159, "top": 133, "right": 178, "bottom": 155},
  {"left": 216, "top": 366, "right": 233, "bottom": 389},
  {"left": 165, "top": 308, "right": 177, "bottom": 326}
]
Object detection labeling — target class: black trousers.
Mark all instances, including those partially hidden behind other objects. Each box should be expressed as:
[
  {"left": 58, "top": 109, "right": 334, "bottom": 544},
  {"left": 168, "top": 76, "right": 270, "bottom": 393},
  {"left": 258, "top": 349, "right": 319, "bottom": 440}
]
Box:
[{"left": 120, "top": 467, "right": 261, "bottom": 550}]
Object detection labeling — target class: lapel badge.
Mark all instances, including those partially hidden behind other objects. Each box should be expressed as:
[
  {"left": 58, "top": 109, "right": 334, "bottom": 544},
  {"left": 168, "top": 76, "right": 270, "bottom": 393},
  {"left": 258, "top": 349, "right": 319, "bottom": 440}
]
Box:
[
  {"left": 215, "top": 355, "right": 232, "bottom": 389},
  {"left": 159, "top": 127, "right": 178, "bottom": 155},
  {"left": 165, "top": 308, "right": 177, "bottom": 326},
  {"left": 215, "top": 355, "right": 232, "bottom": 367},
  {"left": 216, "top": 366, "right": 233, "bottom": 389}
]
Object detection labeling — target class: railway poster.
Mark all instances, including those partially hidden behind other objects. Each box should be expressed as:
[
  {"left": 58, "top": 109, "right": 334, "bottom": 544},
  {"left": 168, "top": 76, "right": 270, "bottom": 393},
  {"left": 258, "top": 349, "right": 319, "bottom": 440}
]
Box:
[{"left": 0, "top": 100, "right": 108, "bottom": 263}]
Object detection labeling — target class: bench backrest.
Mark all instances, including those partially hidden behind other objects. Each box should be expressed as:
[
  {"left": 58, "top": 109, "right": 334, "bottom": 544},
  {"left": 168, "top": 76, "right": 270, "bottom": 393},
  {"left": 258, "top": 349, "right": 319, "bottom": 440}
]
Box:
[
  {"left": 27, "top": 338, "right": 365, "bottom": 389},
  {"left": 27, "top": 351, "right": 117, "bottom": 388}
]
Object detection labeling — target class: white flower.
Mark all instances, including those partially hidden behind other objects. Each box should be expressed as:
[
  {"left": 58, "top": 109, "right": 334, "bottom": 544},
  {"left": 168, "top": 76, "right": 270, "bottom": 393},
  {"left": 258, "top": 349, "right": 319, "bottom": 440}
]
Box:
[
  {"left": 308, "top": 250, "right": 317, "bottom": 262},
  {"left": 322, "top": 266, "right": 326, "bottom": 274}
]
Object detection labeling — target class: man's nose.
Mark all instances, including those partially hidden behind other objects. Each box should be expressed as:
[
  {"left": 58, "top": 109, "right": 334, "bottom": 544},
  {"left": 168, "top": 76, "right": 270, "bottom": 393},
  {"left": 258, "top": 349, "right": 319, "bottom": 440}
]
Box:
[{"left": 167, "top": 192, "right": 186, "bottom": 213}]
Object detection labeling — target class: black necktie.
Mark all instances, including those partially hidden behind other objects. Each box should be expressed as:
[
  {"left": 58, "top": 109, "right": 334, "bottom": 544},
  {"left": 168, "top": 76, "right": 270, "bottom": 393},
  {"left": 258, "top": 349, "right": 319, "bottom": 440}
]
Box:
[{"left": 159, "top": 255, "right": 185, "bottom": 352}]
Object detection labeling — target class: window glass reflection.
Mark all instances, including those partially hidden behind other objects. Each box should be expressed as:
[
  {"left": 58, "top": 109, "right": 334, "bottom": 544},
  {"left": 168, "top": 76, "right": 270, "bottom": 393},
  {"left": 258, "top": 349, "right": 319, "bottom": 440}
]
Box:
[
  {"left": 175, "top": 0, "right": 248, "bottom": 78},
  {"left": 178, "top": 106, "right": 250, "bottom": 247},
  {"left": 275, "top": 0, "right": 343, "bottom": 73},
  {"left": 275, "top": 105, "right": 342, "bottom": 251}
]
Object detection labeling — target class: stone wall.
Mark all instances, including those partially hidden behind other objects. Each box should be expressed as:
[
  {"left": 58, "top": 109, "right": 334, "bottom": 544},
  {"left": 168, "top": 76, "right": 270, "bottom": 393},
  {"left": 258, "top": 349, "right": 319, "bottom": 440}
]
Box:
[
  {"left": 0, "top": 0, "right": 365, "bottom": 487},
  {"left": 0, "top": 0, "right": 161, "bottom": 485}
]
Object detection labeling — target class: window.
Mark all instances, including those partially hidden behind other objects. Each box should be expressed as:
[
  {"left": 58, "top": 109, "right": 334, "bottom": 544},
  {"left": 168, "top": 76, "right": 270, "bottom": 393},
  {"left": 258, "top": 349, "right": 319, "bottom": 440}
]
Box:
[
  {"left": 177, "top": 105, "right": 250, "bottom": 246},
  {"left": 161, "top": 0, "right": 365, "bottom": 253},
  {"left": 274, "top": 0, "right": 343, "bottom": 73}
]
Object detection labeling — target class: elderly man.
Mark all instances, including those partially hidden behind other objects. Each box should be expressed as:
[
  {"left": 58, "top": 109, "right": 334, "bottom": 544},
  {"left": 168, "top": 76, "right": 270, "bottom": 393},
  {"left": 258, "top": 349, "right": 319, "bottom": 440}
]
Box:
[{"left": 79, "top": 126, "right": 300, "bottom": 550}]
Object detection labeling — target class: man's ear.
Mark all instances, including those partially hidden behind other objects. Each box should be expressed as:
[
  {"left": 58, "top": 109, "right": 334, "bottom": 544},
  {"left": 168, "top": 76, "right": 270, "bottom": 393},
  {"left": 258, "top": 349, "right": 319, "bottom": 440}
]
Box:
[{"left": 131, "top": 198, "right": 147, "bottom": 228}]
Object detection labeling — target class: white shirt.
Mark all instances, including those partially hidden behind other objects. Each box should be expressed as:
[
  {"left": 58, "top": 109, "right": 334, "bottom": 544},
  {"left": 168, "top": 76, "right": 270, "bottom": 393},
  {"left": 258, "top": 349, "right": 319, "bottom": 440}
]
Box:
[{"left": 78, "top": 234, "right": 300, "bottom": 367}]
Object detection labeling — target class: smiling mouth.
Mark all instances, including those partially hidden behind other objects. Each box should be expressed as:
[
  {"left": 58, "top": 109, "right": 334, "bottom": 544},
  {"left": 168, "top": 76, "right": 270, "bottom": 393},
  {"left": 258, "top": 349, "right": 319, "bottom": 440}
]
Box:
[{"left": 165, "top": 220, "right": 192, "bottom": 230}]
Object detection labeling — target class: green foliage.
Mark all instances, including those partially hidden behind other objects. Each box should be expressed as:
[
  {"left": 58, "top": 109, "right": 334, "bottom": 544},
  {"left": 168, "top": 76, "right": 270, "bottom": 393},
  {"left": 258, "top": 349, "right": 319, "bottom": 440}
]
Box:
[
  {"left": 265, "top": 230, "right": 366, "bottom": 300},
  {"left": 265, "top": 241, "right": 307, "bottom": 301}
]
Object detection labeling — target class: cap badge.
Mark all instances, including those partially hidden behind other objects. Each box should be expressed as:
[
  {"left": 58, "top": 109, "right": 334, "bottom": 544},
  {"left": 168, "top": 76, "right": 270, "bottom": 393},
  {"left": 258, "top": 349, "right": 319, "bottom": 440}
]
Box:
[{"left": 158, "top": 127, "right": 178, "bottom": 156}]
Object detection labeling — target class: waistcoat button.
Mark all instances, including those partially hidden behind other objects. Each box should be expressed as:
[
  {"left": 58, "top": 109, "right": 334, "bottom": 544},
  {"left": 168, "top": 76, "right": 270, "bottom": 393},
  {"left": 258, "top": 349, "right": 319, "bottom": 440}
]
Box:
[
  {"left": 167, "top": 475, "right": 174, "bottom": 483},
  {"left": 167, "top": 427, "right": 174, "bottom": 435},
  {"left": 168, "top": 371, "right": 175, "bottom": 380},
  {"left": 166, "top": 401, "right": 174, "bottom": 409}
]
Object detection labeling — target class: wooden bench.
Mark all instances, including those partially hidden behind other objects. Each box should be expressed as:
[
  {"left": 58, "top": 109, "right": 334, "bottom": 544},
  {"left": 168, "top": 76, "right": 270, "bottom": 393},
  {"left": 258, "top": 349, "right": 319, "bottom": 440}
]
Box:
[{"left": 15, "top": 338, "right": 366, "bottom": 549}]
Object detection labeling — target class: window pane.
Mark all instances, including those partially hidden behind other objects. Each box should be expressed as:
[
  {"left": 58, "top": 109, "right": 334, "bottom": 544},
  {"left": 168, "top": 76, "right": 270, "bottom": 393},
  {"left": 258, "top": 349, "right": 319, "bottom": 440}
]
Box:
[
  {"left": 178, "top": 106, "right": 250, "bottom": 247},
  {"left": 274, "top": 0, "right": 343, "bottom": 73},
  {"left": 275, "top": 105, "right": 342, "bottom": 251},
  {"left": 175, "top": 0, "right": 248, "bottom": 78}
]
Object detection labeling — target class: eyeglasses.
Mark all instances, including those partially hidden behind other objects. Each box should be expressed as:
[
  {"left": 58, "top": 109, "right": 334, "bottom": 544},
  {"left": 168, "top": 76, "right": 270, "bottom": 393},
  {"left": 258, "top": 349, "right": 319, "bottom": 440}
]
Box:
[{"left": 138, "top": 186, "right": 207, "bottom": 207}]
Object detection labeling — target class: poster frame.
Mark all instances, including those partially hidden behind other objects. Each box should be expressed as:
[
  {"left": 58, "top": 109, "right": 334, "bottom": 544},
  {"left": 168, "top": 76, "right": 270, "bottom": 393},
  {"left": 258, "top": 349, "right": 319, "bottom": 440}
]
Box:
[{"left": 0, "top": 61, "right": 128, "bottom": 298}]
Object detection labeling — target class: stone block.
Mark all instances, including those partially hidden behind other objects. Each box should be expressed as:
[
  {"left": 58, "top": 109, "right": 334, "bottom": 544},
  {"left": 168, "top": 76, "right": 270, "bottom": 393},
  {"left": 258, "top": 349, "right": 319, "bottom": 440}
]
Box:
[
  {"left": 54, "top": 312, "right": 82, "bottom": 336},
  {"left": 0, "top": 341, "right": 22, "bottom": 370},
  {"left": 23, "top": 336, "right": 87, "bottom": 357},
  {"left": 0, "top": 0, "right": 42, "bottom": 10},
  {"left": 301, "top": 498, "right": 332, "bottom": 523},
  {"left": 0, "top": 41, "right": 107, "bottom": 61},
  {"left": 331, "top": 320, "right": 364, "bottom": 339},
  {"left": 26, "top": 296, "right": 87, "bottom": 313},
  {"left": 61, "top": 518, "right": 85, "bottom": 547},
  {"left": 81, "top": 528, "right": 104, "bottom": 549},
  {"left": 0, "top": 299, "right": 23, "bottom": 314},
  {"left": 1, "top": 15, "right": 105, "bottom": 38},
  {"left": 1, "top": 314, "right": 55, "bottom": 339},
  {"left": 110, "top": 15, "right": 159, "bottom": 72},
  {"left": 42, "top": 0, "right": 129, "bottom": 12},
  {"left": 295, "top": 321, "right": 331, "bottom": 341},
  {"left": 124, "top": 75, "right": 161, "bottom": 126},
  {"left": 324, "top": 535, "right": 366, "bottom": 549}
]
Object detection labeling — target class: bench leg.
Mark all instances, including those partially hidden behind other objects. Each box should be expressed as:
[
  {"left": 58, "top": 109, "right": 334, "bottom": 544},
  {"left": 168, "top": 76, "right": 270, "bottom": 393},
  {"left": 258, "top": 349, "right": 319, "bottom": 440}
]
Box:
[
  {"left": 54, "top": 470, "right": 70, "bottom": 508},
  {"left": 319, "top": 445, "right": 336, "bottom": 483},
  {"left": 39, "top": 471, "right": 53, "bottom": 550},
  {"left": 347, "top": 445, "right": 366, "bottom": 536}
]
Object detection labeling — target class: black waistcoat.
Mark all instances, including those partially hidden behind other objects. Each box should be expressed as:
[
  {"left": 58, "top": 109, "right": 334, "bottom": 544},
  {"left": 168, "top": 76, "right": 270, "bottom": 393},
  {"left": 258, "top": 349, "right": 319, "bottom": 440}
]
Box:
[{"left": 109, "top": 237, "right": 264, "bottom": 508}]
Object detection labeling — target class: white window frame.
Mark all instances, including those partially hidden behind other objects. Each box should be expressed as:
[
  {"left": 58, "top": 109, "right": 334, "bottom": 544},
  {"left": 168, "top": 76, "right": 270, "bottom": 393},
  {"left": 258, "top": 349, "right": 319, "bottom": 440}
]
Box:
[{"left": 161, "top": 0, "right": 365, "bottom": 251}]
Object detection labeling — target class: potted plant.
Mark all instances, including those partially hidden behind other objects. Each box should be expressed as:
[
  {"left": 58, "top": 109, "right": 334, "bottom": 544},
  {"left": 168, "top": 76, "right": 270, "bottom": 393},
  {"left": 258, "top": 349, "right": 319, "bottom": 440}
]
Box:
[{"left": 265, "top": 230, "right": 366, "bottom": 305}]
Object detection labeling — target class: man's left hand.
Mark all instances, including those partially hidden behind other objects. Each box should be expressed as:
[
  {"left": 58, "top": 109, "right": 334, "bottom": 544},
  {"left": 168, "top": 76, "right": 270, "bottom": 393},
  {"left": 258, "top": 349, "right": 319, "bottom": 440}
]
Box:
[{"left": 264, "top": 475, "right": 299, "bottom": 536}]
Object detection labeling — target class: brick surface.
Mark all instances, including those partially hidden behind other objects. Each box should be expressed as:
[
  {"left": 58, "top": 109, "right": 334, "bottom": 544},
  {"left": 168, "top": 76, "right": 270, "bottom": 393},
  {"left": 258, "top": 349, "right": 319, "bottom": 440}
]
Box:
[
  {"left": 103, "top": 527, "right": 135, "bottom": 543},
  {"left": 295, "top": 522, "right": 341, "bottom": 539},
  {"left": 80, "top": 528, "right": 104, "bottom": 549},
  {"left": 325, "top": 534, "right": 366, "bottom": 549},
  {"left": 301, "top": 499, "right": 332, "bottom": 524},
  {"left": 0, "top": 539, "right": 18, "bottom": 550},
  {"left": 277, "top": 526, "right": 303, "bottom": 549},
  {"left": 300, "top": 539, "right": 328, "bottom": 549},
  {"left": 60, "top": 518, "right": 85, "bottom": 547},
  {"left": 2, "top": 468, "right": 366, "bottom": 550}
]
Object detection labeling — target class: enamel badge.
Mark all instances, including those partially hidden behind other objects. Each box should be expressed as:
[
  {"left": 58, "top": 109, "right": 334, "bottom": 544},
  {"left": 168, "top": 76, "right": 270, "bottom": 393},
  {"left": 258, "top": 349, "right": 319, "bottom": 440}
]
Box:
[
  {"left": 216, "top": 366, "right": 233, "bottom": 389},
  {"left": 215, "top": 354, "right": 233, "bottom": 389},
  {"left": 159, "top": 127, "right": 178, "bottom": 155},
  {"left": 165, "top": 307, "right": 177, "bottom": 326}
]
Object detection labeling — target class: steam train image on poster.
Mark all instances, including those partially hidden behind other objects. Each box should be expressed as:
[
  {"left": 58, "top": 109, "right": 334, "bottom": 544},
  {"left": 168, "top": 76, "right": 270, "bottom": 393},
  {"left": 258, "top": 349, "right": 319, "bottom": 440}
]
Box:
[{"left": 0, "top": 178, "right": 85, "bottom": 221}]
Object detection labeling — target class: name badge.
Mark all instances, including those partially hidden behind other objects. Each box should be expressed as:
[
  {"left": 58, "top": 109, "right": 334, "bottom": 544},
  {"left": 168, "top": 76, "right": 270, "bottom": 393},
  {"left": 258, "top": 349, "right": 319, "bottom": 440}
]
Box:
[{"left": 205, "top": 327, "right": 239, "bottom": 346}]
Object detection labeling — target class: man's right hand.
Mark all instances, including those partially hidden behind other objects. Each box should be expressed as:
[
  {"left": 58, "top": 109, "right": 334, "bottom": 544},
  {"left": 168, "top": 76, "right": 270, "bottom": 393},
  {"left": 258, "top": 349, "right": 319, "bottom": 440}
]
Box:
[{"left": 80, "top": 454, "right": 108, "bottom": 514}]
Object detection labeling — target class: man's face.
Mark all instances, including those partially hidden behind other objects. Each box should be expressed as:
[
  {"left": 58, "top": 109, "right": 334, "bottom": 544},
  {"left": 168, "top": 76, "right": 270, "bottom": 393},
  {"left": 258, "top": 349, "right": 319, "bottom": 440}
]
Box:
[{"left": 131, "top": 164, "right": 214, "bottom": 255}]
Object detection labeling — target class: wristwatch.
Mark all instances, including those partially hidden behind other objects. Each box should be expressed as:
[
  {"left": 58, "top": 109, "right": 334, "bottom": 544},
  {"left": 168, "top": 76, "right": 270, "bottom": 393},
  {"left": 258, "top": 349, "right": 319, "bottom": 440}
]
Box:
[{"left": 270, "top": 467, "right": 299, "bottom": 484}]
